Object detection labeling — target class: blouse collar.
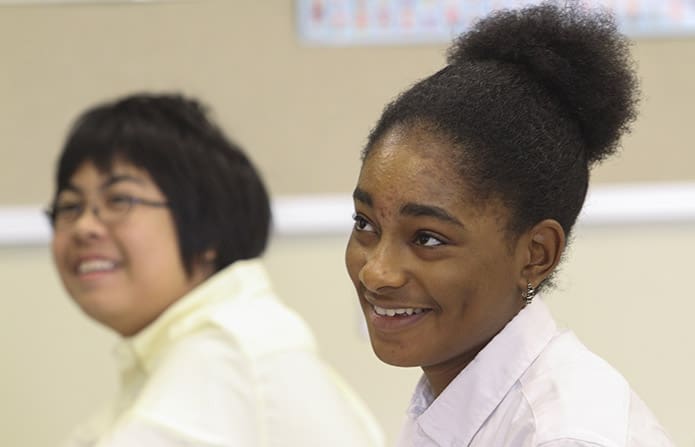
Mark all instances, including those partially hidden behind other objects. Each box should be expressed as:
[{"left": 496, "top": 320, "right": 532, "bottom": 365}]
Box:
[
  {"left": 114, "top": 259, "right": 271, "bottom": 375},
  {"left": 410, "top": 297, "right": 557, "bottom": 446}
]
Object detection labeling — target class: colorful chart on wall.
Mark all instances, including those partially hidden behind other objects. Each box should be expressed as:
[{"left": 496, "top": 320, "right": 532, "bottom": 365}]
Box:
[{"left": 297, "top": 0, "right": 695, "bottom": 45}]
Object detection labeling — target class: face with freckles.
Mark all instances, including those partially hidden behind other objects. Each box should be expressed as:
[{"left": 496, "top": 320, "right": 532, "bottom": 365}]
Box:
[
  {"left": 51, "top": 160, "right": 212, "bottom": 336},
  {"left": 345, "top": 126, "right": 530, "bottom": 392}
]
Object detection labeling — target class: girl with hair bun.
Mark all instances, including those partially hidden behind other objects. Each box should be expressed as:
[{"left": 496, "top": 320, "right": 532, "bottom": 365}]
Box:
[{"left": 345, "top": 2, "right": 674, "bottom": 446}]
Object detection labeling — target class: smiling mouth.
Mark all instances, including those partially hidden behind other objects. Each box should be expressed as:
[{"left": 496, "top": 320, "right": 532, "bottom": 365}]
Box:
[
  {"left": 372, "top": 304, "right": 430, "bottom": 317},
  {"left": 76, "top": 259, "right": 117, "bottom": 275}
]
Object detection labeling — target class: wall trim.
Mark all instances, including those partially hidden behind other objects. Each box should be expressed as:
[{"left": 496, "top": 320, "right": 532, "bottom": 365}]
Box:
[{"left": 2, "top": 182, "right": 694, "bottom": 247}]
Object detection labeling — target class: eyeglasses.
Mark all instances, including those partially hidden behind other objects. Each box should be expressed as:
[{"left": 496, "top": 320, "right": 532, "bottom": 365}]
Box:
[{"left": 46, "top": 193, "right": 169, "bottom": 230}]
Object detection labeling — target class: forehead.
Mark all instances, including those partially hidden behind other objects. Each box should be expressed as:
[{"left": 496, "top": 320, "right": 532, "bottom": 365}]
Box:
[
  {"left": 357, "top": 130, "right": 514, "bottom": 237},
  {"left": 65, "top": 159, "right": 153, "bottom": 189},
  {"left": 358, "top": 128, "right": 467, "bottom": 204}
]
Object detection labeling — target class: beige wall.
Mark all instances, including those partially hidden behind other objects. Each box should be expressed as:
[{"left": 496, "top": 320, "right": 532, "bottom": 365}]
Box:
[
  {"left": 1, "top": 1, "right": 694, "bottom": 446},
  {"left": 1, "top": 0, "right": 694, "bottom": 207},
  {"left": 2, "top": 226, "right": 695, "bottom": 446}
]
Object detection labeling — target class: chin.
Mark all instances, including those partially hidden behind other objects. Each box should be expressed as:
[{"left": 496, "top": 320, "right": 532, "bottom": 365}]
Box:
[
  {"left": 73, "top": 294, "right": 123, "bottom": 327},
  {"left": 369, "top": 337, "right": 423, "bottom": 368}
]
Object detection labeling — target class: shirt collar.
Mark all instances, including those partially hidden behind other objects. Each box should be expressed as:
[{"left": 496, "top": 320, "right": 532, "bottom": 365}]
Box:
[
  {"left": 114, "top": 259, "right": 271, "bottom": 374},
  {"left": 413, "top": 297, "right": 557, "bottom": 446}
]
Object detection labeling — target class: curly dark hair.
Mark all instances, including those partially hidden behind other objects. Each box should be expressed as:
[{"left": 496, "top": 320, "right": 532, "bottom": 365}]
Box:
[
  {"left": 364, "top": 2, "right": 639, "bottom": 243},
  {"left": 52, "top": 93, "right": 271, "bottom": 275}
]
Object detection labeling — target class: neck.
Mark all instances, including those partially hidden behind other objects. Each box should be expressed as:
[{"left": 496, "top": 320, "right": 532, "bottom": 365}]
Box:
[{"left": 422, "top": 348, "right": 481, "bottom": 397}]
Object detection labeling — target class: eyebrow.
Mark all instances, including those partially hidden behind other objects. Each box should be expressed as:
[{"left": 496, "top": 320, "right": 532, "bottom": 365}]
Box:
[
  {"left": 60, "top": 174, "right": 146, "bottom": 195},
  {"left": 102, "top": 174, "right": 146, "bottom": 189},
  {"left": 352, "top": 187, "right": 373, "bottom": 207},
  {"left": 353, "top": 187, "right": 464, "bottom": 228},
  {"left": 400, "top": 203, "right": 465, "bottom": 228}
]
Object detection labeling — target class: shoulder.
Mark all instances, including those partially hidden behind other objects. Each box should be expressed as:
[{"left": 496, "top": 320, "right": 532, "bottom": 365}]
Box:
[
  {"left": 168, "top": 259, "right": 319, "bottom": 359},
  {"left": 207, "top": 284, "right": 319, "bottom": 358},
  {"left": 520, "top": 331, "right": 631, "bottom": 446},
  {"left": 124, "top": 328, "right": 260, "bottom": 445},
  {"left": 136, "top": 327, "right": 258, "bottom": 410},
  {"left": 518, "top": 331, "right": 673, "bottom": 446},
  {"left": 625, "top": 391, "right": 675, "bottom": 446},
  {"left": 522, "top": 330, "right": 631, "bottom": 401}
]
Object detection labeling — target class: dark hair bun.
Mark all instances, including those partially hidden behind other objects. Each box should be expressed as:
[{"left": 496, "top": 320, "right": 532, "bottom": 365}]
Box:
[{"left": 446, "top": 2, "right": 639, "bottom": 164}]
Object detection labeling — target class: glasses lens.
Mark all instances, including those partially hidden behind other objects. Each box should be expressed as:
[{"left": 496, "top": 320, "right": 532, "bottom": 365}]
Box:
[
  {"left": 102, "top": 194, "right": 135, "bottom": 222},
  {"left": 52, "top": 201, "right": 83, "bottom": 228}
]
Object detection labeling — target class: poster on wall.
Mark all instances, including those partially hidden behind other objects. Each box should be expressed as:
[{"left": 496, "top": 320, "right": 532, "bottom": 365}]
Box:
[{"left": 297, "top": 0, "right": 695, "bottom": 45}]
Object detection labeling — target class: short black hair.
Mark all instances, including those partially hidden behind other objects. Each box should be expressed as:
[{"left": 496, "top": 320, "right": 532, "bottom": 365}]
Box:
[
  {"left": 53, "top": 93, "right": 271, "bottom": 275},
  {"left": 365, "top": 3, "right": 638, "bottom": 243}
]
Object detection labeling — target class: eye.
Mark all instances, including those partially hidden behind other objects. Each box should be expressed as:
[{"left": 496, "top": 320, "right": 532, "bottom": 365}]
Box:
[
  {"left": 104, "top": 193, "right": 135, "bottom": 211},
  {"left": 53, "top": 200, "right": 83, "bottom": 219},
  {"left": 414, "top": 231, "right": 445, "bottom": 247},
  {"left": 352, "top": 213, "right": 375, "bottom": 233}
]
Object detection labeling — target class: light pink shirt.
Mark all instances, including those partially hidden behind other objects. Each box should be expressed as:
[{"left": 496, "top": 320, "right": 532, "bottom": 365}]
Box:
[{"left": 397, "top": 298, "right": 673, "bottom": 447}]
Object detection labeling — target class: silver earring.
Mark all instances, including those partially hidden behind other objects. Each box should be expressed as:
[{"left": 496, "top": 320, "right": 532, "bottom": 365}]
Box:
[{"left": 523, "top": 282, "right": 536, "bottom": 306}]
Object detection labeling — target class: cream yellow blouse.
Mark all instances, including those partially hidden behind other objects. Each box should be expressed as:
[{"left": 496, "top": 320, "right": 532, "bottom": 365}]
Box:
[{"left": 63, "top": 259, "right": 384, "bottom": 447}]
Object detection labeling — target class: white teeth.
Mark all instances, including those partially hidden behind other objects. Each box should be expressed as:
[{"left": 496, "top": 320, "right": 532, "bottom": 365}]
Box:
[
  {"left": 78, "top": 259, "right": 116, "bottom": 274},
  {"left": 373, "top": 304, "right": 427, "bottom": 317}
]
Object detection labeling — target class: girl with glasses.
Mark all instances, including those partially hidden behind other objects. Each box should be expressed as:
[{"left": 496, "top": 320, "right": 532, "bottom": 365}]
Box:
[{"left": 51, "top": 93, "right": 383, "bottom": 447}]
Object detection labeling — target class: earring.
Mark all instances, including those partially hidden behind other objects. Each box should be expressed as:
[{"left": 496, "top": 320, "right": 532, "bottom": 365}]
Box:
[{"left": 523, "top": 281, "right": 536, "bottom": 306}]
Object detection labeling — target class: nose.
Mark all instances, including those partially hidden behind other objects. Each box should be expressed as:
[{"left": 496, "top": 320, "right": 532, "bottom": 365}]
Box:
[
  {"left": 71, "top": 205, "right": 107, "bottom": 241},
  {"left": 358, "top": 238, "right": 408, "bottom": 293}
]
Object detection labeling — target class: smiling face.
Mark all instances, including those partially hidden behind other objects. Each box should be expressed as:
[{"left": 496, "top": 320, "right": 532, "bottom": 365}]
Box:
[
  {"left": 51, "top": 160, "right": 212, "bottom": 336},
  {"left": 345, "top": 127, "right": 530, "bottom": 393}
]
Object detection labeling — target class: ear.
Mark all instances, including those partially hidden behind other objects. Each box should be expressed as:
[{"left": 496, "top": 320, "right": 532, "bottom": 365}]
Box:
[
  {"left": 201, "top": 248, "right": 217, "bottom": 265},
  {"left": 518, "top": 219, "right": 566, "bottom": 290},
  {"left": 186, "top": 248, "right": 218, "bottom": 285}
]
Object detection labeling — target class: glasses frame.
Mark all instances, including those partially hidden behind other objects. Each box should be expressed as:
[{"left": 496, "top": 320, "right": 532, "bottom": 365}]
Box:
[{"left": 45, "top": 195, "right": 169, "bottom": 229}]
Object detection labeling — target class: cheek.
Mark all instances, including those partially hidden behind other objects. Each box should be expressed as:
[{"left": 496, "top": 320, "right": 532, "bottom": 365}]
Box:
[
  {"left": 117, "top": 220, "right": 182, "bottom": 273},
  {"left": 51, "top": 234, "right": 68, "bottom": 270},
  {"left": 136, "top": 214, "right": 179, "bottom": 248},
  {"left": 423, "top": 257, "right": 498, "bottom": 311},
  {"left": 118, "top": 227, "right": 188, "bottom": 301},
  {"left": 50, "top": 236, "right": 60, "bottom": 261},
  {"left": 344, "top": 238, "right": 365, "bottom": 285},
  {"left": 111, "top": 227, "right": 186, "bottom": 333}
]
